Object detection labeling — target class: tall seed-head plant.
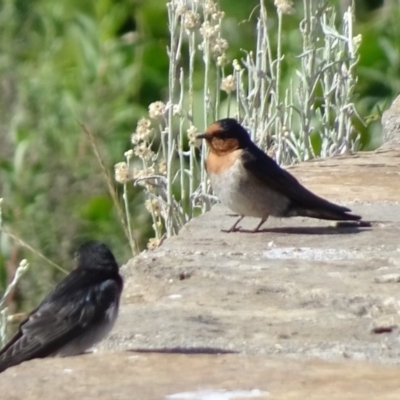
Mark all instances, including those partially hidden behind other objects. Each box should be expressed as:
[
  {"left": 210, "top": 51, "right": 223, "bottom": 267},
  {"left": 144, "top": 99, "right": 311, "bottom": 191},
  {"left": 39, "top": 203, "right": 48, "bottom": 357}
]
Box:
[
  {"left": 115, "top": 0, "right": 362, "bottom": 248},
  {"left": 0, "top": 199, "right": 31, "bottom": 346}
]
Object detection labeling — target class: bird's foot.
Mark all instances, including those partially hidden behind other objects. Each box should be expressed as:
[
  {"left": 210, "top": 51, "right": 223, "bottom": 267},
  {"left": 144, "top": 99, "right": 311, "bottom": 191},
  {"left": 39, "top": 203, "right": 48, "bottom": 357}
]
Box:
[
  {"left": 222, "top": 216, "right": 269, "bottom": 233},
  {"left": 222, "top": 216, "right": 244, "bottom": 232},
  {"left": 236, "top": 227, "right": 269, "bottom": 233}
]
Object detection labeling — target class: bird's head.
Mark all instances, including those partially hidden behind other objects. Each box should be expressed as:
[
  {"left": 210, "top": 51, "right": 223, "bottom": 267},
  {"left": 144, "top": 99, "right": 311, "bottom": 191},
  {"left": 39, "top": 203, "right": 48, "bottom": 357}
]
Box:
[
  {"left": 75, "top": 241, "right": 119, "bottom": 272},
  {"left": 196, "top": 118, "right": 252, "bottom": 155}
]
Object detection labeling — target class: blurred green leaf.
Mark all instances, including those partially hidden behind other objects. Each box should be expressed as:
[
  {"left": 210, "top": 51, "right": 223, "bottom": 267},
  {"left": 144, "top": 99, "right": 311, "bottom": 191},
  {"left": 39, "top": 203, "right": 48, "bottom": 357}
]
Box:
[{"left": 80, "top": 196, "right": 113, "bottom": 222}]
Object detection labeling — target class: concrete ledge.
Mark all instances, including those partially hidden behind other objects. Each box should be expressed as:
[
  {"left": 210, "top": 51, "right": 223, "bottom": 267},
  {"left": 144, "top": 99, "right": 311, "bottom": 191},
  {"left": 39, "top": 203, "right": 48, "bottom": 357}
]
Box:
[
  {"left": 1, "top": 353, "right": 400, "bottom": 400},
  {"left": 2, "top": 147, "right": 400, "bottom": 398}
]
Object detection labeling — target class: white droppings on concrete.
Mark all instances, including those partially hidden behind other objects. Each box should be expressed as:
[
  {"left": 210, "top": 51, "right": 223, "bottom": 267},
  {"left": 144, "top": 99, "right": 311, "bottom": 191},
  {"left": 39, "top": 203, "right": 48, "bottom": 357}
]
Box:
[
  {"left": 165, "top": 389, "right": 269, "bottom": 400},
  {"left": 168, "top": 294, "right": 182, "bottom": 299},
  {"left": 63, "top": 369, "right": 73, "bottom": 374},
  {"left": 374, "top": 274, "right": 400, "bottom": 283},
  {"left": 263, "top": 247, "right": 361, "bottom": 261}
]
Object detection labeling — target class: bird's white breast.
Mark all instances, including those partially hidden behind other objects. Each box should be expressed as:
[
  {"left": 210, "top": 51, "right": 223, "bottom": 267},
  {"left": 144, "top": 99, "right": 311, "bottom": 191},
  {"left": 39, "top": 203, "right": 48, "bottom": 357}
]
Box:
[
  {"left": 55, "top": 301, "right": 119, "bottom": 357},
  {"left": 209, "top": 158, "right": 289, "bottom": 218}
]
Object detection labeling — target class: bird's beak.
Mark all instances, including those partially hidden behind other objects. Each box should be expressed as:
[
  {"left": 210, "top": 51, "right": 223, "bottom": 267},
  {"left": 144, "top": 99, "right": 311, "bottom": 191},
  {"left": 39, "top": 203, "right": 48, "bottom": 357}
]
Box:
[{"left": 195, "top": 133, "right": 208, "bottom": 139}]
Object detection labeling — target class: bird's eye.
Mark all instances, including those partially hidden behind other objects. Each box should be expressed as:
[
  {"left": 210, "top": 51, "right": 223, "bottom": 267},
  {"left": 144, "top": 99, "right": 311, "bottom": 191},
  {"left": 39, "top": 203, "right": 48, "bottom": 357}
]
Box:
[{"left": 216, "top": 131, "right": 229, "bottom": 139}]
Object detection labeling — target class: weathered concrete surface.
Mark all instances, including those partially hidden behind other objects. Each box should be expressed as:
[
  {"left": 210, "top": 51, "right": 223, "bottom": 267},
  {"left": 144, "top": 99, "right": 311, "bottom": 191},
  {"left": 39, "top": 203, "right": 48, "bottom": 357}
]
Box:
[
  {"left": 382, "top": 94, "right": 400, "bottom": 146},
  {"left": 1, "top": 353, "right": 400, "bottom": 400},
  {"left": 105, "top": 147, "right": 400, "bottom": 361},
  {"left": 2, "top": 146, "right": 400, "bottom": 399}
]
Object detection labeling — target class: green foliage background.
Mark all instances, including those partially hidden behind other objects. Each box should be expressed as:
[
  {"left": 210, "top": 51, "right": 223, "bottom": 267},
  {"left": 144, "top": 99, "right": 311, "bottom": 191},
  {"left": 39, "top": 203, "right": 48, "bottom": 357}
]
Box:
[{"left": 0, "top": 0, "right": 397, "bottom": 311}]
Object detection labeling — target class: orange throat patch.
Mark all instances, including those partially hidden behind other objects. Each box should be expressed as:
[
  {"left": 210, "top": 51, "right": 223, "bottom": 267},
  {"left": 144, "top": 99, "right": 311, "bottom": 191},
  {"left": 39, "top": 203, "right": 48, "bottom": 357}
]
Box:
[
  {"left": 208, "top": 137, "right": 239, "bottom": 156},
  {"left": 205, "top": 148, "right": 242, "bottom": 175}
]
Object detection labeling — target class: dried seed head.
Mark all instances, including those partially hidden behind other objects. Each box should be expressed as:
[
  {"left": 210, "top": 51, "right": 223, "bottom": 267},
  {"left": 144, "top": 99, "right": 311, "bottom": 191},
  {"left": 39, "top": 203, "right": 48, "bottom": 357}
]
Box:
[
  {"left": 220, "top": 74, "right": 236, "bottom": 93},
  {"left": 211, "top": 37, "right": 228, "bottom": 56},
  {"left": 212, "top": 11, "right": 225, "bottom": 20},
  {"left": 217, "top": 54, "right": 228, "bottom": 66},
  {"left": 182, "top": 10, "right": 201, "bottom": 32},
  {"left": 232, "top": 59, "right": 242, "bottom": 71},
  {"left": 132, "top": 118, "right": 153, "bottom": 143},
  {"left": 274, "top": 0, "right": 295, "bottom": 15},
  {"left": 134, "top": 142, "right": 154, "bottom": 161},
  {"left": 114, "top": 162, "right": 131, "bottom": 184},
  {"left": 186, "top": 125, "right": 198, "bottom": 140},
  {"left": 133, "top": 166, "right": 155, "bottom": 180},
  {"left": 203, "top": 0, "right": 217, "bottom": 15},
  {"left": 145, "top": 198, "right": 162, "bottom": 217},
  {"left": 147, "top": 237, "right": 160, "bottom": 250},
  {"left": 137, "top": 118, "right": 152, "bottom": 132},
  {"left": 134, "top": 143, "right": 147, "bottom": 158},
  {"left": 131, "top": 133, "right": 139, "bottom": 145},
  {"left": 158, "top": 161, "right": 167, "bottom": 175},
  {"left": 187, "top": 125, "right": 201, "bottom": 147},
  {"left": 169, "top": 0, "right": 186, "bottom": 15},
  {"left": 148, "top": 101, "right": 166, "bottom": 119},
  {"left": 199, "top": 21, "right": 220, "bottom": 40},
  {"left": 124, "top": 149, "right": 134, "bottom": 160},
  {"left": 175, "top": 5, "right": 187, "bottom": 16}
]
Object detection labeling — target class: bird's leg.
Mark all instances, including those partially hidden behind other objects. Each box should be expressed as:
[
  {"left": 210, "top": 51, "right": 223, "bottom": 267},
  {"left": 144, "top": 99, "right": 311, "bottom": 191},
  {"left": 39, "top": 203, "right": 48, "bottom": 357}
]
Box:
[
  {"left": 222, "top": 215, "right": 244, "bottom": 233},
  {"left": 249, "top": 216, "right": 269, "bottom": 233}
]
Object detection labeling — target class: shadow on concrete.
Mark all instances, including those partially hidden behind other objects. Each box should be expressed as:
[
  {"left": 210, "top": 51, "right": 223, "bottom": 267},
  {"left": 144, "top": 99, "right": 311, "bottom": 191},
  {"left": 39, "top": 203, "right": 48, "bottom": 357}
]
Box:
[
  {"left": 127, "top": 347, "right": 238, "bottom": 355},
  {"left": 238, "top": 225, "right": 372, "bottom": 235}
]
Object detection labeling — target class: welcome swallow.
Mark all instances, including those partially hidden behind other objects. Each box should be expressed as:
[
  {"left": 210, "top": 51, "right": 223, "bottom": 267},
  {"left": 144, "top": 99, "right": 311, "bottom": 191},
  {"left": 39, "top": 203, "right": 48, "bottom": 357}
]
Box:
[{"left": 197, "top": 118, "right": 362, "bottom": 232}]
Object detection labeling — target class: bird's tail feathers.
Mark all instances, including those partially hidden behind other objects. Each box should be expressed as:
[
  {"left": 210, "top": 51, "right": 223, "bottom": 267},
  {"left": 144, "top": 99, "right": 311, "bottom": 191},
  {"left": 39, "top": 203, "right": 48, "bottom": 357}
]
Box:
[{"left": 294, "top": 207, "right": 361, "bottom": 221}]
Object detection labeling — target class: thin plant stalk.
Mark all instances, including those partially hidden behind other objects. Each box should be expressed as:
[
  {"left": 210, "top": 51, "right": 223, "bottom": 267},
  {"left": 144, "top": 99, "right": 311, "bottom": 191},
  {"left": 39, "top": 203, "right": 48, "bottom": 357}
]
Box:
[
  {"left": 81, "top": 123, "right": 136, "bottom": 254},
  {"left": 123, "top": 155, "right": 136, "bottom": 255}
]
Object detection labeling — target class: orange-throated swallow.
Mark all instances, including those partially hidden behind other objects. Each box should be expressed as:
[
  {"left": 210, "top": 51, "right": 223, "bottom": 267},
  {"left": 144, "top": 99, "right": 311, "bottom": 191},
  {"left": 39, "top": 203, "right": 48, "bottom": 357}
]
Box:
[
  {"left": 197, "top": 118, "right": 362, "bottom": 232},
  {"left": 0, "top": 241, "right": 123, "bottom": 373}
]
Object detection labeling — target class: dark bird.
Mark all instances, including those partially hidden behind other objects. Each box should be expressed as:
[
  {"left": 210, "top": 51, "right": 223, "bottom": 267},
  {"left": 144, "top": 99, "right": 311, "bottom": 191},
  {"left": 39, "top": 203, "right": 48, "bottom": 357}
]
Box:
[
  {"left": 0, "top": 241, "right": 123, "bottom": 373},
  {"left": 197, "top": 118, "right": 362, "bottom": 232}
]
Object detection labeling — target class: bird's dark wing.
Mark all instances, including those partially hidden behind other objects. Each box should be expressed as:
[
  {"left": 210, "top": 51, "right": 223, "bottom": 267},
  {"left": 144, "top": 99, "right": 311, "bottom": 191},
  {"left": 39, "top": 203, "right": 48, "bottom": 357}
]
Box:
[
  {"left": 0, "top": 274, "right": 120, "bottom": 372},
  {"left": 241, "top": 144, "right": 361, "bottom": 220}
]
